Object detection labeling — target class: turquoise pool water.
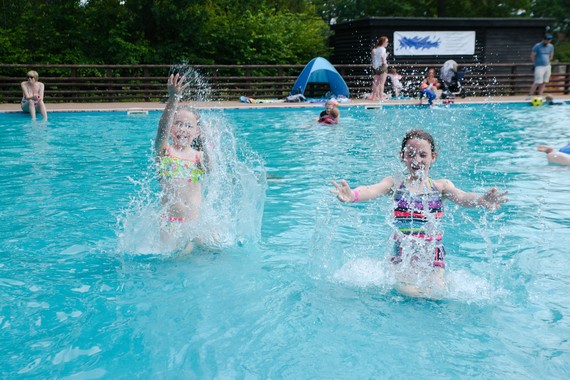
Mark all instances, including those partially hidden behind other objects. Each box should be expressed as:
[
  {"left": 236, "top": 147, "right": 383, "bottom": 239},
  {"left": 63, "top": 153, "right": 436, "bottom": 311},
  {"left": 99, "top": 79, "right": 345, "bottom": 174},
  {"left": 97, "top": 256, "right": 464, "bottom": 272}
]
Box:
[{"left": 1, "top": 104, "right": 569, "bottom": 378}]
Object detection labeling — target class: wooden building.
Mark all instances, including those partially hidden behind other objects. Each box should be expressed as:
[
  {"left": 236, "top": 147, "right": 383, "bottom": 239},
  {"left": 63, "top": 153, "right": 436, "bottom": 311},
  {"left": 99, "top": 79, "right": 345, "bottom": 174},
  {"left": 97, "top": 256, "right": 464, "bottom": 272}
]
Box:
[{"left": 330, "top": 17, "right": 555, "bottom": 65}]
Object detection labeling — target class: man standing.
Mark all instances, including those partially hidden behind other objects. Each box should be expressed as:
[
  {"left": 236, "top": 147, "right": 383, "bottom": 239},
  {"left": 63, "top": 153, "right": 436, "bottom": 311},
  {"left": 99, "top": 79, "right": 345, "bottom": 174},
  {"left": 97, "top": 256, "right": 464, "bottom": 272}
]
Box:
[{"left": 528, "top": 34, "right": 555, "bottom": 98}]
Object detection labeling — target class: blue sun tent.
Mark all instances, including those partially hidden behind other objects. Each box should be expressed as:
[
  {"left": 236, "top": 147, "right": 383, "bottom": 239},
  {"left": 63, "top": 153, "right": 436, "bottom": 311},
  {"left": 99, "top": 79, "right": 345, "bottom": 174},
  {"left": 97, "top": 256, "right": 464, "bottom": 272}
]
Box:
[{"left": 291, "top": 57, "right": 350, "bottom": 97}]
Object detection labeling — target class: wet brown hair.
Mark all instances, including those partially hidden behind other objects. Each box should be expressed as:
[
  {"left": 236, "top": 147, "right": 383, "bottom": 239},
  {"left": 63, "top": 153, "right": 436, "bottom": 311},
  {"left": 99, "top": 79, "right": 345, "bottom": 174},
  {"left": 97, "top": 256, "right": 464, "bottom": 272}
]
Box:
[{"left": 400, "top": 129, "right": 436, "bottom": 156}]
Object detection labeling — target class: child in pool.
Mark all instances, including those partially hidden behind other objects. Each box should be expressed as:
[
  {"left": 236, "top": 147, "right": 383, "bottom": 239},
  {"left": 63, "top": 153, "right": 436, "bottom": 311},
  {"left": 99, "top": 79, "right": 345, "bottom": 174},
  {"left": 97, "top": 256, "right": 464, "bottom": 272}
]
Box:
[
  {"left": 155, "top": 73, "right": 209, "bottom": 253},
  {"left": 317, "top": 100, "right": 340, "bottom": 124},
  {"left": 537, "top": 144, "right": 570, "bottom": 165},
  {"left": 544, "top": 95, "right": 564, "bottom": 105},
  {"left": 331, "top": 129, "right": 509, "bottom": 298}
]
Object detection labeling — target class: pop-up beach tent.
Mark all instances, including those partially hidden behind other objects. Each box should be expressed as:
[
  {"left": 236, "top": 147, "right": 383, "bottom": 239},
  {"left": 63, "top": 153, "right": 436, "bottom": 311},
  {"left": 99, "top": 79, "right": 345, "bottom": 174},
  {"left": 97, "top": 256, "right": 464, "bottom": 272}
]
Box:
[{"left": 291, "top": 57, "right": 350, "bottom": 97}]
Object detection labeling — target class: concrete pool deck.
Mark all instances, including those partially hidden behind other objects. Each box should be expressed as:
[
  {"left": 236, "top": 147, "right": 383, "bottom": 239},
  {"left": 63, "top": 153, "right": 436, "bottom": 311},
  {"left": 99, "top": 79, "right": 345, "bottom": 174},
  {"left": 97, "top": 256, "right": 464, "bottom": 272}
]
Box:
[{"left": 1, "top": 95, "right": 569, "bottom": 113}]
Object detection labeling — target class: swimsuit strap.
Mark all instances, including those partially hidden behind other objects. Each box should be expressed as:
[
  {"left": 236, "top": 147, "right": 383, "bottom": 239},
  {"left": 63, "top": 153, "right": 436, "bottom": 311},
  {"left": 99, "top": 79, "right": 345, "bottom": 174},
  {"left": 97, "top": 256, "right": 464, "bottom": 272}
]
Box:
[
  {"left": 399, "top": 178, "right": 438, "bottom": 192},
  {"left": 427, "top": 178, "right": 439, "bottom": 191}
]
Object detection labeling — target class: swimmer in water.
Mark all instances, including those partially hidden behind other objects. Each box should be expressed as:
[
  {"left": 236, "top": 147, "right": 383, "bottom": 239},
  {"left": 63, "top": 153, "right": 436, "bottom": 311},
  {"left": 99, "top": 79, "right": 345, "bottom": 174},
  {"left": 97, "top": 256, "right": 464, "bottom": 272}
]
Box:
[
  {"left": 537, "top": 144, "right": 570, "bottom": 165},
  {"left": 155, "top": 73, "right": 210, "bottom": 254},
  {"left": 331, "top": 129, "right": 509, "bottom": 299},
  {"left": 316, "top": 99, "right": 340, "bottom": 124}
]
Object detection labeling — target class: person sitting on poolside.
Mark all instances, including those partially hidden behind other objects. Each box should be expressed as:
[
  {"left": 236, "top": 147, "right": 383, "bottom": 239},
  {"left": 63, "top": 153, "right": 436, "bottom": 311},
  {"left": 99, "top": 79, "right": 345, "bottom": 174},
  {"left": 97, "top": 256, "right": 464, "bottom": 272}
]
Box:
[
  {"left": 418, "top": 68, "right": 440, "bottom": 107},
  {"left": 537, "top": 144, "right": 570, "bottom": 165},
  {"left": 20, "top": 70, "right": 48, "bottom": 120}
]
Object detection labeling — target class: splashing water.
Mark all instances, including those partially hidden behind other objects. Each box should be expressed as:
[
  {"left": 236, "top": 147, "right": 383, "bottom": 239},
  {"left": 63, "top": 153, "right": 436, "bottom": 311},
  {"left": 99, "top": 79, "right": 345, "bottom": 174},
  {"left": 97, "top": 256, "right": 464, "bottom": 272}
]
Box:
[
  {"left": 117, "top": 67, "right": 266, "bottom": 255},
  {"left": 170, "top": 63, "right": 211, "bottom": 102}
]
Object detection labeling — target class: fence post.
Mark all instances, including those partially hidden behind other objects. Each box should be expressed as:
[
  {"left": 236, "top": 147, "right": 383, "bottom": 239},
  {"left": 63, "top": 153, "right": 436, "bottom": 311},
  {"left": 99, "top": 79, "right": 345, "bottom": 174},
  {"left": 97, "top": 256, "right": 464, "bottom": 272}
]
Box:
[
  {"left": 510, "top": 65, "right": 516, "bottom": 96},
  {"left": 144, "top": 67, "right": 150, "bottom": 101},
  {"left": 70, "top": 67, "right": 77, "bottom": 101},
  {"left": 565, "top": 63, "right": 570, "bottom": 95}
]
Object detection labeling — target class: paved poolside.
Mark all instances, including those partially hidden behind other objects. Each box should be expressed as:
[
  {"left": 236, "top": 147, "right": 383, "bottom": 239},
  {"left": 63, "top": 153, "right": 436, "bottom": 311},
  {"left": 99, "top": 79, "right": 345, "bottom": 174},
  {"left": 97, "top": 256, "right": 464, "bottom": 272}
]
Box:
[{"left": 1, "top": 95, "right": 569, "bottom": 112}]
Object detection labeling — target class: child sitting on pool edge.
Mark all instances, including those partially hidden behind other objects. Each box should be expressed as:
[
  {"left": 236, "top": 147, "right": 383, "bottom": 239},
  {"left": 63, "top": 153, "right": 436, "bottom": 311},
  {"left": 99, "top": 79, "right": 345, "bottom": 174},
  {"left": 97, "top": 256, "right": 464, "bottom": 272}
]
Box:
[
  {"left": 317, "top": 99, "right": 340, "bottom": 124},
  {"left": 331, "top": 129, "right": 508, "bottom": 299}
]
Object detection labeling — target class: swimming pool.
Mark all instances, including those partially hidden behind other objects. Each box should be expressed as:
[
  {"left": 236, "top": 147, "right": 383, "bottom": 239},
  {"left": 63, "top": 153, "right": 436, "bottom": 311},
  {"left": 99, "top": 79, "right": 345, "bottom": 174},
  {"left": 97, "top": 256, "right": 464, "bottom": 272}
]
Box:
[{"left": 1, "top": 104, "right": 569, "bottom": 378}]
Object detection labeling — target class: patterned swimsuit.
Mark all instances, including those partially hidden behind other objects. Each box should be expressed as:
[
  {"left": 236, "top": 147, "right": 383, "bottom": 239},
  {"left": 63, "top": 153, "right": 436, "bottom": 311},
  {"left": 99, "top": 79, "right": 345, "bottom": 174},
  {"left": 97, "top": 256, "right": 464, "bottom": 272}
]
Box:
[
  {"left": 157, "top": 146, "right": 204, "bottom": 183},
  {"left": 392, "top": 179, "right": 445, "bottom": 267}
]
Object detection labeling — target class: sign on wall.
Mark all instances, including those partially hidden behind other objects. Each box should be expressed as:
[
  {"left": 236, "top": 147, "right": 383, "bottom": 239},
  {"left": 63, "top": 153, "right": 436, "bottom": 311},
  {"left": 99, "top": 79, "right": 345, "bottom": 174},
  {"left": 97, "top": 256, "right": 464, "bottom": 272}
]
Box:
[{"left": 394, "top": 31, "right": 476, "bottom": 56}]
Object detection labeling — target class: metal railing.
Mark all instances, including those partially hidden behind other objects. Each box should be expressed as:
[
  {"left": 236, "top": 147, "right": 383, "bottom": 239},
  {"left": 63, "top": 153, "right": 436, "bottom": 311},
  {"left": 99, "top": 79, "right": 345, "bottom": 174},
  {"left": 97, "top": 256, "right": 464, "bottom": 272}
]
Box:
[{"left": 1, "top": 62, "right": 569, "bottom": 103}]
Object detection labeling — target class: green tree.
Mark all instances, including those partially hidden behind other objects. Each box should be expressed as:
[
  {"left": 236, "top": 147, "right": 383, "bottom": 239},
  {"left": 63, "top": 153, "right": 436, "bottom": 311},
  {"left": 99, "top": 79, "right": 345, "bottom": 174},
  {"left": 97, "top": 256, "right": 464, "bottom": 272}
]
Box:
[{"left": 312, "top": 0, "right": 532, "bottom": 23}]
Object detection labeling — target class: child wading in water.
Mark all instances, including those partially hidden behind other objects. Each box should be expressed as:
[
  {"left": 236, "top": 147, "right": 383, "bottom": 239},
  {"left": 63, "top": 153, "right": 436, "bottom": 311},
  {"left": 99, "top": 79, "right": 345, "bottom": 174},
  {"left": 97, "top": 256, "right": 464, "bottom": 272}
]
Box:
[
  {"left": 331, "top": 129, "right": 508, "bottom": 298},
  {"left": 155, "top": 73, "right": 209, "bottom": 253}
]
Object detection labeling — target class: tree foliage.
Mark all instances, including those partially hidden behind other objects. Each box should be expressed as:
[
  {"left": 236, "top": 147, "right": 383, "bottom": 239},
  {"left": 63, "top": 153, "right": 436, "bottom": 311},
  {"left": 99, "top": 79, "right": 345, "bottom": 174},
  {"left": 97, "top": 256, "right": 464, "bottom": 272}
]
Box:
[
  {"left": 0, "top": 0, "right": 329, "bottom": 65},
  {"left": 311, "top": 0, "right": 534, "bottom": 23},
  {"left": 0, "top": 0, "right": 568, "bottom": 65}
]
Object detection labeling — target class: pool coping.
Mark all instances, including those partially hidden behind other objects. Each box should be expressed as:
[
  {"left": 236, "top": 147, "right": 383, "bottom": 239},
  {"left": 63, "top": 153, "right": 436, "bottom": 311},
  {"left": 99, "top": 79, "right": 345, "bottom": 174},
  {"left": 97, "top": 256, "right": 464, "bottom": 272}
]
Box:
[{"left": 1, "top": 95, "right": 569, "bottom": 113}]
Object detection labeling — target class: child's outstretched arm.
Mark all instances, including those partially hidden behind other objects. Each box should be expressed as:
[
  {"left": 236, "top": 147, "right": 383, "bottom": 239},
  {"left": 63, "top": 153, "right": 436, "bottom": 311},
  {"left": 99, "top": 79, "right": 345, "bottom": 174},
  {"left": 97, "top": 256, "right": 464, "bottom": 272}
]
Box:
[
  {"left": 439, "top": 179, "right": 508, "bottom": 210},
  {"left": 154, "top": 74, "right": 189, "bottom": 154},
  {"left": 331, "top": 177, "right": 394, "bottom": 203}
]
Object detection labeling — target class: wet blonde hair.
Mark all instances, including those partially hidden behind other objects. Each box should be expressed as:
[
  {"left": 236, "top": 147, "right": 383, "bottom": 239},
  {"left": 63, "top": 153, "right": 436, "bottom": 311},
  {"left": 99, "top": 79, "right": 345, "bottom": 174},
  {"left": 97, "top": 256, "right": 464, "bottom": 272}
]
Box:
[{"left": 26, "top": 71, "right": 39, "bottom": 80}]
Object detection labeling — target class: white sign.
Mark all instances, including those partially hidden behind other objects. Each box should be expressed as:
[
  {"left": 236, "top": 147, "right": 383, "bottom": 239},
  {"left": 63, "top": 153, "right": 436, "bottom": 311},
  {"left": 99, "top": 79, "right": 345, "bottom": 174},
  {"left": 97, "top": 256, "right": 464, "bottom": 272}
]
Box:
[{"left": 394, "top": 31, "right": 476, "bottom": 56}]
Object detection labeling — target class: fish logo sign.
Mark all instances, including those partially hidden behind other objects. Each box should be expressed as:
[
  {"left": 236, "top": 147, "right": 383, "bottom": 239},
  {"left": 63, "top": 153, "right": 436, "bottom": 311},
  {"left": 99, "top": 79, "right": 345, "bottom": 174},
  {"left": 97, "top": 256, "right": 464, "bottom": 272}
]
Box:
[{"left": 398, "top": 36, "right": 441, "bottom": 50}]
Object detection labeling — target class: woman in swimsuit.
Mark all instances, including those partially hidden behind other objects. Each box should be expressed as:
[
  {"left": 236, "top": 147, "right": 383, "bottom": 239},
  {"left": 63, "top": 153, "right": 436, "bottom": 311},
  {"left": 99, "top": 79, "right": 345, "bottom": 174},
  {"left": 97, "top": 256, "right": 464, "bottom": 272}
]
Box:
[
  {"left": 368, "top": 36, "right": 389, "bottom": 102},
  {"left": 331, "top": 129, "right": 509, "bottom": 298},
  {"left": 155, "top": 73, "right": 209, "bottom": 253},
  {"left": 21, "top": 70, "right": 48, "bottom": 120},
  {"left": 419, "top": 68, "right": 440, "bottom": 106}
]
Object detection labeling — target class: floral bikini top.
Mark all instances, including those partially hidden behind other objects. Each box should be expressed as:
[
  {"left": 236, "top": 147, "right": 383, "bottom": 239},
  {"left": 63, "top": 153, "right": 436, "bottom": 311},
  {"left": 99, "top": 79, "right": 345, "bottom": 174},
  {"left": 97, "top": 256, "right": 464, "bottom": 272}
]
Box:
[{"left": 157, "top": 146, "right": 205, "bottom": 183}]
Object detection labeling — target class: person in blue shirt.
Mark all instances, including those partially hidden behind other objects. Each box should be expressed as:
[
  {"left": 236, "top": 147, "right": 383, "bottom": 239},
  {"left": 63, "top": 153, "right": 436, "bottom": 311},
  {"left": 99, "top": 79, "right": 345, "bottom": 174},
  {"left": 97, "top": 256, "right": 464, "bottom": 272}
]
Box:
[{"left": 528, "top": 34, "right": 555, "bottom": 98}]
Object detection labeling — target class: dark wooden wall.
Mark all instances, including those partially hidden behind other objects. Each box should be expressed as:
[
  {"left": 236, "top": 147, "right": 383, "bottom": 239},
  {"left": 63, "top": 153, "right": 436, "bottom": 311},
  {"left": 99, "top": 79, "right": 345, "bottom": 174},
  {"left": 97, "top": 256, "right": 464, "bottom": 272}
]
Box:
[{"left": 330, "top": 17, "right": 555, "bottom": 66}]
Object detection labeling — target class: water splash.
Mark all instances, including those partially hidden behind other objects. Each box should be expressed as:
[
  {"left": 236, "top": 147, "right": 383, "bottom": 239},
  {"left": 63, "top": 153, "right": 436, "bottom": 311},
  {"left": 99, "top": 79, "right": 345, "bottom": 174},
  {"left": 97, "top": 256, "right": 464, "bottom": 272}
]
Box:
[
  {"left": 117, "top": 69, "right": 266, "bottom": 255},
  {"left": 169, "top": 63, "right": 211, "bottom": 102}
]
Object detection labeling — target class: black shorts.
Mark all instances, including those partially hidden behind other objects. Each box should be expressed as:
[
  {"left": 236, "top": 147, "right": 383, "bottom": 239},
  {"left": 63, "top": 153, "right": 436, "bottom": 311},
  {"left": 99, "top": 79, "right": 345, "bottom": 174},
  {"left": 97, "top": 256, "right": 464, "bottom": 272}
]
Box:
[{"left": 373, "top": 66, "right": 387, "bottom": 75}]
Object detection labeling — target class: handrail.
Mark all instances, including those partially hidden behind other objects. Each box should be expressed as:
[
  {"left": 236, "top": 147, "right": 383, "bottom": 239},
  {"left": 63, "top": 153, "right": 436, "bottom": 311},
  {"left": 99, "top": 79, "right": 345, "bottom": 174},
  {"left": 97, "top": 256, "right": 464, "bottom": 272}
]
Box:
[{"left": 1, "top": 63, "right": 569, "bottom": 102}]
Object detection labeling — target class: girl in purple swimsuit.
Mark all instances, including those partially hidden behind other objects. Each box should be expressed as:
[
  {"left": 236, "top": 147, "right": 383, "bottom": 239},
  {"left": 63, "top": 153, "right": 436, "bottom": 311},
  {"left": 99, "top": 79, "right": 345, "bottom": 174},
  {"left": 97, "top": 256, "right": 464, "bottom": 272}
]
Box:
[{"left": 331, "top": 129, "right": 509, "bottom": 298}]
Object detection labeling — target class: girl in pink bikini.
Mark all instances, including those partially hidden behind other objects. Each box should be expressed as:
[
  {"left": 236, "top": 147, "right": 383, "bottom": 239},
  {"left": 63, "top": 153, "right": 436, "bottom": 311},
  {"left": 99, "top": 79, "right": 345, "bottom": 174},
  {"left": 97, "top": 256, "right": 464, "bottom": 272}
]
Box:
[
  {"left": 20, "top": 70, "right": 48, "bottom": 120},
  {"left": 155, "top": 73, "right": 209, "bottom": 253}
]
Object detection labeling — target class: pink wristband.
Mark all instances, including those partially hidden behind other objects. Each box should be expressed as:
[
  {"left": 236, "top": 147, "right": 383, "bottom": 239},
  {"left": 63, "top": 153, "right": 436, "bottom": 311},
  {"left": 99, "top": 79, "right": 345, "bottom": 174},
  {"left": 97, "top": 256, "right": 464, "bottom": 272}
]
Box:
[{"left": 353, "top": 190, "right": 359, "bottom": 202}]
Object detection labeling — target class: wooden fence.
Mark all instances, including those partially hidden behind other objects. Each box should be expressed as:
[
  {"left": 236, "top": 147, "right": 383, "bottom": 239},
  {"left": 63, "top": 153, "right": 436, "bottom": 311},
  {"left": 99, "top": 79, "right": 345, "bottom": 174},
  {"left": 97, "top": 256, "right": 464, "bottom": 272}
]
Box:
[{"left": 1, "top": 63, "right": 569, "bottom": 103}]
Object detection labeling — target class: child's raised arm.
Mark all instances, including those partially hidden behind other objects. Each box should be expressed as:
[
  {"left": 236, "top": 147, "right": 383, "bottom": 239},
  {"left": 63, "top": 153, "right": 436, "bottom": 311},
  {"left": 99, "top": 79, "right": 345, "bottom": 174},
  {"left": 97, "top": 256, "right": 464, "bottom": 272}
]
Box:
[
  {"left": 154, "top": 74, "right": 189, "bottom": 154},
  {"left": 331, "top": 177, "right": 395, "bottom": 203},
  {"left": 438, "top": 179, "right": 508, "bottom": 210}
]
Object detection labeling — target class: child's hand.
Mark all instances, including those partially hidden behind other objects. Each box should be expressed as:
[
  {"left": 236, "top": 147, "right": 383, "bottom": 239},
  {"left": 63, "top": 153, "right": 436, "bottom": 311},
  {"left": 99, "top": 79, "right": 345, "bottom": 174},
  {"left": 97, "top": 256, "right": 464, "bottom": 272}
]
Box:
[
  {"left": 167, "top": 73, "right": 189, "bottom": 99},
  {"left": 480, "top": 187, "right": 509, "bottom": 210},
  {"left": 331, "top": 179, "right": 355, "bottom": 202}
]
